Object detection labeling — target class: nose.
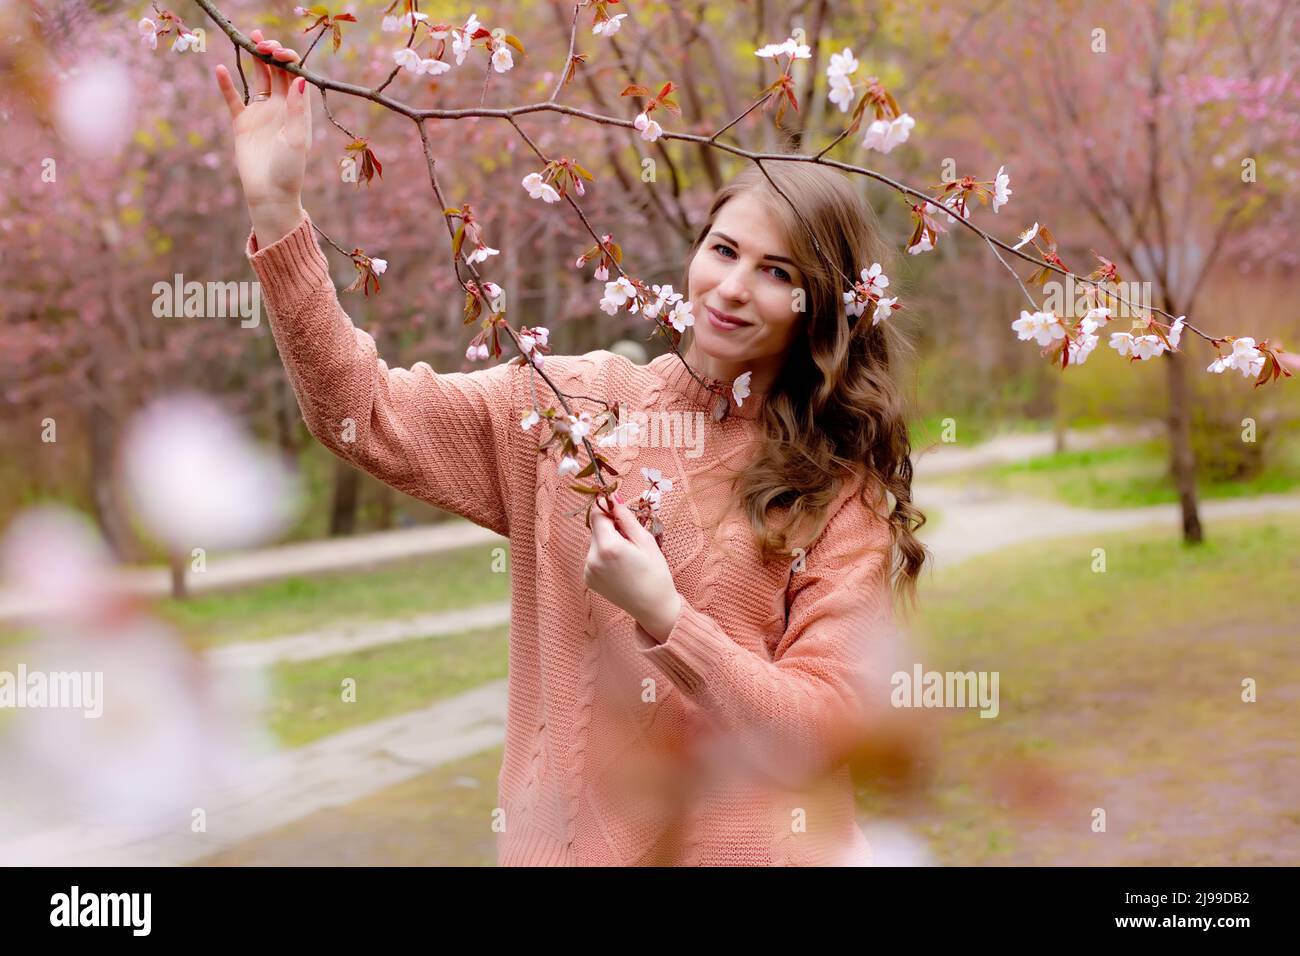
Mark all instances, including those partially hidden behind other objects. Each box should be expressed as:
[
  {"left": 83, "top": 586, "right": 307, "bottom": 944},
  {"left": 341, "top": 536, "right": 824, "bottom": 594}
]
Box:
[{"left": 717, "top": 262, "right": 751, "bottom": 305}]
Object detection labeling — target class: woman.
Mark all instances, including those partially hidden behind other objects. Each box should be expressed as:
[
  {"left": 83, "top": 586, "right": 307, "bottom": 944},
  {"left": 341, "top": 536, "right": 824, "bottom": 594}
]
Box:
[{"left": 215, "top": 31, "right": 928, "bottom": 866}]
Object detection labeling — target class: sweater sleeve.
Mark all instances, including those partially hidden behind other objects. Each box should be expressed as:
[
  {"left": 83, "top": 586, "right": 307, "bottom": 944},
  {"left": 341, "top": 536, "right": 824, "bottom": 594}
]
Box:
[
  {"left": 246, "top": 211, "right": 521, "bottom": 537},
  {"left": 635, "top": 485, "right": 897, "bottom": 789}
]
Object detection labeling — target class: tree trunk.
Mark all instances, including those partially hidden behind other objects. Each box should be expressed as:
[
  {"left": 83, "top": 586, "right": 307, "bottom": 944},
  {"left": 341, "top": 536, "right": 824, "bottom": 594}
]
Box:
[
  {"left": 1162, "top": 343, "right": 1203, "bottom": 543},
  {"left": 169, "top": 550, "right": 188, "bottom": 600},
  {"left": 85, "top": 366, "right": 136, "bottom": 563},
  {"left": 329, "top": 459, "right": 360, "bottom": 536},
  {"left": 374, "top": 483, "right": 395, "bottom": 531}
]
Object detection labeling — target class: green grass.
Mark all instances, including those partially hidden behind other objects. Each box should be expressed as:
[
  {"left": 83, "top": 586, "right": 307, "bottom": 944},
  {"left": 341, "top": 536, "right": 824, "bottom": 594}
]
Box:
[
  {"left": 266, "top": 624, "right": 510, "bottom": 749},
  {"left": 859, "top": 511, "right": 1300, "bottom": 865},
  {"left": 937, "top": 438, "right": 1300, "bottom": 508},
  {"left": 157, "top": 544, "right": 511, "bottom": 648}
]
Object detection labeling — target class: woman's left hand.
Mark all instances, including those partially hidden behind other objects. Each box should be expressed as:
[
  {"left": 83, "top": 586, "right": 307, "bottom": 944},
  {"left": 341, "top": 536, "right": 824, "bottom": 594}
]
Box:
[{"left": 584, "top": 494, "right": 682, "bottom": 643}]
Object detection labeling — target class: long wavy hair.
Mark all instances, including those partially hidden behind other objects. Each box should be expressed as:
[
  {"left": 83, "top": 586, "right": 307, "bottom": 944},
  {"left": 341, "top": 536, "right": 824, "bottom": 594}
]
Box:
[{"left": 680, "top": 159, "right": 929, "bottom": 610}]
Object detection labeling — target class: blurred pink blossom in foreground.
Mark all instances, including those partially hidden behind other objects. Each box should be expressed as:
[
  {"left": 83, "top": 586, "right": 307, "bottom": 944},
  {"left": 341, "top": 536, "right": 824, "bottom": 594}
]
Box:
[
  {"left": 119, "top": 391, "right": 301, "bottom": 552},
  {"left": 52, "top": 57, "right": 135, "bottom": 158}
]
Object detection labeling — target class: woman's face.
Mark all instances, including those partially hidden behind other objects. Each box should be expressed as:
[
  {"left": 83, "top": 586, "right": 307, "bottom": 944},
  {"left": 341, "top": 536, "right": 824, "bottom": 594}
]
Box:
[{"left": 686, "top": 190, "right": 806, "bottom": 380}]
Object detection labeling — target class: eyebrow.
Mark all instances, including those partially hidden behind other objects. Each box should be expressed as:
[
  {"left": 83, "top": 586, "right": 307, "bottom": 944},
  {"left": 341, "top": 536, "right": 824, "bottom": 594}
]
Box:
[{"left": 710, "top": 231, "right": 797, "bottom": 267}]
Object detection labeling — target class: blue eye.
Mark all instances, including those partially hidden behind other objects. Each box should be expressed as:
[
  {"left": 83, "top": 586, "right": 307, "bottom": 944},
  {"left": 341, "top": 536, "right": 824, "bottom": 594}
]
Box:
[{"left": 714, "top": 243, "right": 791, "bottom": 282}]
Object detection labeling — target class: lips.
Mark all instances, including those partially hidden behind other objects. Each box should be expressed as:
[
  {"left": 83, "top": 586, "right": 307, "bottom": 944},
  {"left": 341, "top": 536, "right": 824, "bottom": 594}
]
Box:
[{"left": 706, "top": 305, "right": 752, "bottom": 330}]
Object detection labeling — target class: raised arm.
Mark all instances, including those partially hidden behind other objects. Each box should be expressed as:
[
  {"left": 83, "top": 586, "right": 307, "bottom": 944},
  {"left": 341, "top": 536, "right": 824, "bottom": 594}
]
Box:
[
  {"left": 247, "top": 214, "right": 522, "bottom": 535},
  {"left": 218, "top": 29, "right": 521, "bottom": 535}
]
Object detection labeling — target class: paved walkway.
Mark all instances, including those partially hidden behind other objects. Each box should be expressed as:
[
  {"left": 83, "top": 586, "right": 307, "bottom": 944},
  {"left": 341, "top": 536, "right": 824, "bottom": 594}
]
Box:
[
  {"left": 0, "top": 682, "right": 509, "bottom": 866},
  {"left": 0, "top": 521, "right": 502, "bottom": 624},
  {"left": 205, "top": 602, "right": 512, "bottom": 669}
]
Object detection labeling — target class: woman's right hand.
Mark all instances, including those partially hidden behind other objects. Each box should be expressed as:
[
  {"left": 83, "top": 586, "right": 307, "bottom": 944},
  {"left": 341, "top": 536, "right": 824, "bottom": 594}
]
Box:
[{"left": 214, "top": 30, "right": 312, "bottom": 241}]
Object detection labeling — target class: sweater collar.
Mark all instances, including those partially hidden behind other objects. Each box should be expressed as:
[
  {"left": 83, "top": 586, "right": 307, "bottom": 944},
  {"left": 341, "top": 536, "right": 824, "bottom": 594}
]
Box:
[{"left": 650, "top": 352, "right": 767, "bottom": 421}]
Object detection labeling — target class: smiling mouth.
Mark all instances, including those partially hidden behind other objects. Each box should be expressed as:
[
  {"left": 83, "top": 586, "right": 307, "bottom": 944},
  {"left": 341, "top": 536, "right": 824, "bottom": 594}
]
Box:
[{"left": 707, "top": 306, "right": 752, "bottom": 327}]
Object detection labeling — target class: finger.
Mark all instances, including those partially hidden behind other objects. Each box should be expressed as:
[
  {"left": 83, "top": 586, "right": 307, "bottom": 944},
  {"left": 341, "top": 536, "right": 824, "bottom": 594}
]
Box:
[
  {"left": 270, "top": 46, "right": 300, "bottom": 98},
  {"left": 214, "top": 64, "right": 244, "bottom": 121},
  {"left": 611, "top": 501, "right": 655, "bottom": 545},
  {"left": 285, "top": 74, "right": 311, "bottom": 146},
  {"left": 251, "top": 44, "right": 273, "bottom": 98},
  {"left": 589, "top": 501, "right": 624, "bottom": 553}
]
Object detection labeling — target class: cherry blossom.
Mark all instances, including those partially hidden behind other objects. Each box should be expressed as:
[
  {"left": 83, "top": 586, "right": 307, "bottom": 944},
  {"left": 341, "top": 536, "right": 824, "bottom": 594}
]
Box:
[
  {"left": 1066, "top": 331, "right": 1100, "bottom": 366},
  {"left": 522, "top": 171, "right": 561, "bottom": 203},
  {"left": 862, "top": 113, "right": 914, "bottom": 153},
  {"left": 593, "top": 13, "right": 627, "bottom": 37},
  {"left": 755, "top": 37, "right": 811, "bottom": 60},
  {"left": 598, "top": 418, "right": 642, "bottom": 447},
  {"left": 491, "top": 39, "right": 514, "bottom": 73},
  {"left": 369, "top": 257, "right": 388, "bottom": 275},
  {"left": 1012, "top": 222, "right": 1040, "bottom": 250},
  {"left": 860, "top": 262, "right": 889, "bottom": 295},
  {"left": 1207, "top": 337, "right": 1266, "bottom": 377},
  {"left": 1109, "top": 331, "right": 1165, "bottom": 360},
  {"left": 826, "top": 48, "right": 858, "bottom": 112},
  {"left": 384, "top": 11, "right": 429, "bottom": 32},
  {"left": 1167, "top": 315, "right": 1186, "bottom": 349},
  {"left": 640, "top": 467, "right": 675, "bottom": 511},
  {"left": 520, "top": 409, "right": 540, "bottom": 431},
  {"left": 517, "top": 325, "right": 551, "bottom": 366},
  {"left": 634, "top": 111, "right": 664, "bottom": 142},
  {"left": 172, "top": 31, "right": 199, "bottom": 53},
  {"left": 452, "top": 13, "right": 482, "bottom": 65},
  {"left": 1012, "top": 310, "right": 1065, "bottom": 347},
  {"left": 992, "top": 165, "right": 1011, "bottom": 213},
  {"left": 906, "top": 235, "right": 934, "bottom": 255},
  {"left": 732, "top": 370, "right": 753, "bottom": 406},
  {"left": 873, "top": 296, "right": 898, "bottom": 327},
  {"left": 558, "top": 455, "right": 582, "bottom": 477},
  {"left": 600, "top": 276, "right": 637, "bottom": 315},
  {"left": 464, "top": 241, "right": 499, "bottom": 265},
  {"left": 828, "top": 48, "right": 859, "bottom": 78},
  {"left": 667, "top": 299, "right": 695, "bottom": 333},
  {"left": 641, "top": 283, "right": 680, "bottom": 318},
  {"left": 466, "top": 341, "right": 491, "bottom": 361},
  {"left": 138, "top": 17, "right": 158, "bottom": 50},
  {"left": 829, "top": 76, "right": 855, "bottom": 113}
]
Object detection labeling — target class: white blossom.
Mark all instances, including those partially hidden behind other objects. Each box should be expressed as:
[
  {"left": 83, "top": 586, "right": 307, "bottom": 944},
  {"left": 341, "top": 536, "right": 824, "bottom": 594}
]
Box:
[
  {"left": 992, "top": 165, "right": 1011, "bottom": 213},
  {"left": 138, "top": 18, "right": 158, "bottom": 50},
  {"left": 1012, "top": 310, "right": 1065, "bottom": 347},
  {"left": 862, "top": 113, "right": 914, "bottom": 153},
  {"left": 634, "top": 111, "right": 663, "bottom": 142},
  {"left": 593, "top": 14, "right": 627, "bottom": 36},
  {"left": 732, "top": 370, "right": 753, "bottom": 406},
  {"left": 522, "top": 171, "right": 561, "bottom": 203},
  {"left": 1206, "top": 337, "right": 1265, "bottom": 378},
  {"left": 491, "top": 40, "right": 514, "bottom": 73},
  {"left": 873, "top": 296, "right": 897, "bottom": 327},
  {"left": 1011, "top": 222, "right": 1039, "bottom": 250}
]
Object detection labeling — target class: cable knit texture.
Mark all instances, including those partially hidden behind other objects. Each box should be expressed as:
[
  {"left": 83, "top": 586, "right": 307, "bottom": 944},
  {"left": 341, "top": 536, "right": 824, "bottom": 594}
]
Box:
[{"left": 246, "top": 211, "right": 897, "bottom": 866}]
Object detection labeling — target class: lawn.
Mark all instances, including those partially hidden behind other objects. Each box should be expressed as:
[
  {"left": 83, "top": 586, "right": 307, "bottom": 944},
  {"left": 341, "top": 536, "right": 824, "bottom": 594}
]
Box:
[
  {"left": 858, "top": 511, "right": 1300, "bottom": 865},
  {"left": 156, "top": 543, "right": 511, "bottom": 648},
  {"left": 266, "top": 623, "right": 509, "bottom": 748},
  {"left": 936, "top": 437, "right": 1300, "bottom": 508}
]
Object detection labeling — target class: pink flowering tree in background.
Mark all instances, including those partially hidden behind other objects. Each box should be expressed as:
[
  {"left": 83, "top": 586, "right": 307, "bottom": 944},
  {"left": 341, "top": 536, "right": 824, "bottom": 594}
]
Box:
[
  {"left": 2, "top": 0, "right": 1296, "bottom": 557},
  {"left": 920, "top": 0, "right": 1300, "bottom": 541}
]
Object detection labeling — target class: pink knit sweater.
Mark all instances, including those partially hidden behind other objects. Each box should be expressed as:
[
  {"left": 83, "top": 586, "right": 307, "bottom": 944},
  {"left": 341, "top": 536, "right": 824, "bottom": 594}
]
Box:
[{"left": 247, "top": 212, "right": 898, "bottom": 866}]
